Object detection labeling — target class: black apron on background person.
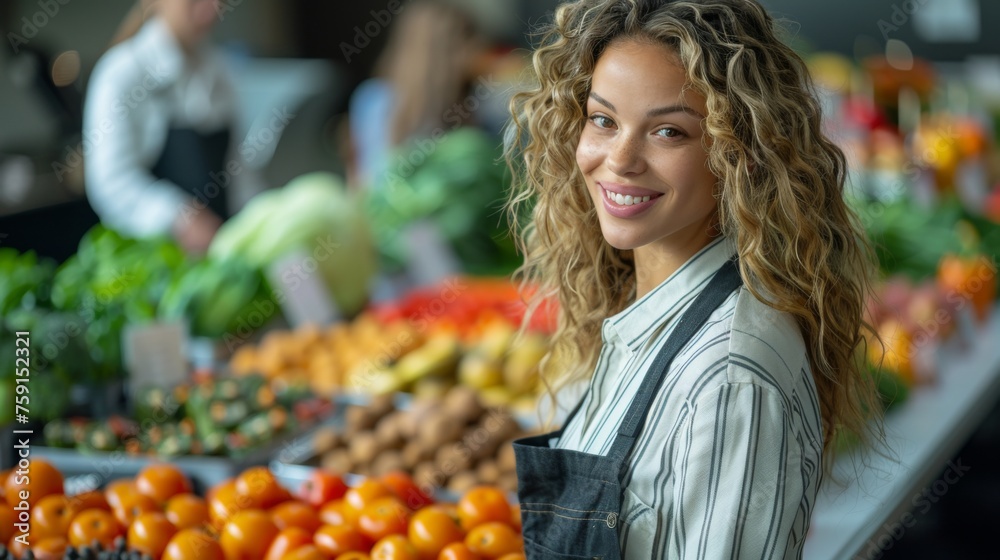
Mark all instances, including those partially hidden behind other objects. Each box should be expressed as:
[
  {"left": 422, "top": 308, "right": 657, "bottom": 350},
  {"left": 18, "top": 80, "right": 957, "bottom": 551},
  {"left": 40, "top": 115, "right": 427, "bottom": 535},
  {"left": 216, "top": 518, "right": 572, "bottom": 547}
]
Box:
[
  {"left": 513, "top": 259, "right": 743, "bottom": 559},
  {"left": 149, "top": 125, "right": 232, "bottom": 221}
]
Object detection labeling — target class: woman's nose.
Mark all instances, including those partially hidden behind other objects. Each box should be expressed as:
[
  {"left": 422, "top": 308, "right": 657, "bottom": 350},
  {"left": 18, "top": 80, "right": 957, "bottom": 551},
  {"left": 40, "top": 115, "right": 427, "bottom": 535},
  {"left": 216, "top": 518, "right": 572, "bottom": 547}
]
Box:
[{"left": 605, "top": 131, "right": 646, "bottom": 176}]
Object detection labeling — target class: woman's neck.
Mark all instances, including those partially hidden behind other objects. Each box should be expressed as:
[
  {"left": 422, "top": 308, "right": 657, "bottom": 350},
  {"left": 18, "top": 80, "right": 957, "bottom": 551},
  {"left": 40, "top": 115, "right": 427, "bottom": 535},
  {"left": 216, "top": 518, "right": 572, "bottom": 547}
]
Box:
[{"left": 632, "top": 218, "right": 719, "bottom": 299}]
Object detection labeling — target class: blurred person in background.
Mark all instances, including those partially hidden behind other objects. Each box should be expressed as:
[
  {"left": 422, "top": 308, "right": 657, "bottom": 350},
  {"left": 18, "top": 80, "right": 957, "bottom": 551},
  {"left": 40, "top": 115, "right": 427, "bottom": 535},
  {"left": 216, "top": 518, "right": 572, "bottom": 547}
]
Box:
[
  {"left": 84, "top": 0, "right": 263, "bottom": 254},
  {"left": 347, "top": 0, "right": 491, "bottom": 187}
]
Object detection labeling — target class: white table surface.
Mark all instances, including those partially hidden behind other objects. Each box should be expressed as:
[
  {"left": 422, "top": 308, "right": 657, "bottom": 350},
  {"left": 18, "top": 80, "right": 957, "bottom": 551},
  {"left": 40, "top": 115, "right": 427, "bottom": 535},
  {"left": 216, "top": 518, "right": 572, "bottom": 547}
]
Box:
[{"left": 804, "top": 308, "right": 1000, "bottom": 560}]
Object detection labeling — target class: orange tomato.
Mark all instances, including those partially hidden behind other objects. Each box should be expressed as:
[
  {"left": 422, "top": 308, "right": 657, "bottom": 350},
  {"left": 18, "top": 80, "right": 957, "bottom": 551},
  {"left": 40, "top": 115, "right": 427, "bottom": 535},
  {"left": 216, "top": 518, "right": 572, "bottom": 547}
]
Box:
[
  {"left": 457, "top": 488, "right": 511, "bottom": 532},
  {"left": 358, "top": 497, "right": 410, "bottom": 542},
  {"left": 4, "top": 459, "right": 64, "bottom": 509},
  {"left": 334, "top": 553, "right": 371, "bottom": 560},
  {"left": 438, "top": 543, "right": 483, "bottom": 560},
  {"left": 163, "top": 528, "right": 226, "bottom": 560},
  {"left": 938, "top": 253, "right": 997, "bottom": 322},
  {"left": 210, "top": 480, "right": 257, "bottom": 528},
  {"left": 265, "top": 527, "right": 314, "bottom": 560},
  {"left": 370, "top": 534, "right": 419, "bottom": 560},
  {"left": 464, "top": 523, "right": 522, "bottom": 558},
  {"left": 31, "top": 494, "right": 78, "bottom": 540},
  {"left": 135, "top": 463, "right": 192, "bottom": 505},
  {"left": 380, "top": 472, "right": 433, "bottom": 510},
  {"left": 104, "top": 479, "right": 138, "bottom": 511},
  {"left": 299, "top": 470, "right": 349, "bottom": 508},
  {"left": 496, "top": 554, "right": 525, "bottom": 560},
  {"left": 31, "top": 536, "right": 69, "bottom": 560},
  {"left": 283, "top": 544, "right": 333, "bottom": 560},
  {"left": 408, "top": 507, "right": 464, "bottom": 559},
  {"left": 237, "top": 467, "right": 292, "bottom": 510},
  {"left": 127, "top": 511, "right": 178, "bottom": 558},
  {"left": 166, "top": 493, "right": 211, "bottom": 530},
  {"left": 270, "top": 500, "right": 323, "bottom": 533},
  {"left": 220, "top": 509, "right": 281, "bottom": 560},
  {"left": 320, "top": 499, "right": 360, "bottom": 527},
  {"left": 113, "top": 490, "right": 159, "bottom": 527},
  {"left": 68, "top": 508, "right": 124, "bottom": 549},
  {"left": 8, "top": 534, "right": 31, "bottom": 559},
  {"left": 314, "top": 524, "right": 371, "bottom": 557},
  {"left": 0, "top": 502, "right": 15, "bottom": 544},
  {"left": 67, "top": 490, "right": 111, "bottom": 512},
  {"left": 345, "top": 480, "right": 393, "bottom": 514}
]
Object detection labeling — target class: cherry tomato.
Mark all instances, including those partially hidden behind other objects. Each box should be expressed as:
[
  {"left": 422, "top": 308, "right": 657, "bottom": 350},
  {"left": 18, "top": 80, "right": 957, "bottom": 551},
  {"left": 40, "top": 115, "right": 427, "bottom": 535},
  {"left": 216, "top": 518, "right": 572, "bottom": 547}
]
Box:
[
  {"left": 162, "top": 528, "right": 226, "bottom": 560},
  {"left": 264, "top": 527, "right": 313, "bottom": 560},
  {"left": 299, "top": 470, "right": 349, "bottom": 508},
  {"left": 270, "top": 500, "right": 323, "bottom": 533},
  {"left": 345, "top": 480, "right": 393, "bottom": 514},
  {"left": 127, "top": 511, "right": 178, "bottom": 558},
  {"left": 314, "top": 524, "right": 371, "bottom": 557},
  {"left": 284, "top": 544, "right": 333, "bottom": 560},
  {"left": 68, "top": 508, "right": 124, "bottom": 549},
  {"left": 370, "top": 534, "right": 420, "bottom": 560},
  {"left": 104, "top": 479, "right": 139, "bottom": 511},
  {"left": 408, "top": 507, "right": 464, "bottom": 559},
  {"left": 464, "top": 523, "right": 522, "bottom": 558},
  {"left": 31, "top": 494, "right": 78, "bottom": 540},
  {"left": 438, "top": 543, "right": 483, "bottom": 560},
  {"left": 220, "top": 509, "right": 281, "bottom": 560},
  {"left": 457, "top": 488, "right": 511, "bottom": 532},
  {"left": 67, "top": 490, "right": 111, "bottom": 513},
  {"left": 333, "top": 553, "right": 371, "bottom": 560},
  {"left": 496, "top": 554, "right": 526, "bottom": 560},
  {"left": 165, "top": 493, "right": 211, "bottom": 530},
  {"left": 0, "top": 502, "right": 15, "bottom": 544},
  {"left": 4, "top": 459, "right": 64, "bottom": 509},
  {"left": 135, "top": 464, "right": 192, "bottom": 505},
  {"left": 237, "top": 467, "right": 292, "bottom": 510},
  {"left": 379, "top": 472, "right": 433, "bottom": 510},
  {"left": 320, "top": 499, "right": 360, "bottom": 527},
  {"left": 210, "top": 480, "right": 257, "bottom": 528},
  {"left": 113, "top": 491, "right": 158, "bottom": 527},
  {"left": 31, "top": 536, "right": 68, "bottom": 560},
  {"left": 358, "top": 497, "right": 410, "bottom": 542}
]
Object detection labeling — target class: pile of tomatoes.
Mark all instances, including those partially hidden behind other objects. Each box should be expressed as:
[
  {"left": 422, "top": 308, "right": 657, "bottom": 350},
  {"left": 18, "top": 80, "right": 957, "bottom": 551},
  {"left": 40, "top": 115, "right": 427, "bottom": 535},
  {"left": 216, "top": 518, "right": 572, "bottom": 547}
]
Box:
[{"left": 1, "top": 460, "right": 526, "bottom": 560}]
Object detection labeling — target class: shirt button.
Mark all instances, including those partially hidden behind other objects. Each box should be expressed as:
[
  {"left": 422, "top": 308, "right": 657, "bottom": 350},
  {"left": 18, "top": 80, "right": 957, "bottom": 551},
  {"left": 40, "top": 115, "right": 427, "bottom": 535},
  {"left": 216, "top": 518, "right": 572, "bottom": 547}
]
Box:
[{"left": 606, "top": 512, "right": 618, "bottom": 528}]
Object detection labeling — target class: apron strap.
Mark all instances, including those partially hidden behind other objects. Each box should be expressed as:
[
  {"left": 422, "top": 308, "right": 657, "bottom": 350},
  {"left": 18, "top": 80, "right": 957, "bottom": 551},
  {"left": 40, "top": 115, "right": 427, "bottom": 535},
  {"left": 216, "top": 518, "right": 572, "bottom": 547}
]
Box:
[{"left": 607, "top": 258, "right": 743, "bottom": 467}]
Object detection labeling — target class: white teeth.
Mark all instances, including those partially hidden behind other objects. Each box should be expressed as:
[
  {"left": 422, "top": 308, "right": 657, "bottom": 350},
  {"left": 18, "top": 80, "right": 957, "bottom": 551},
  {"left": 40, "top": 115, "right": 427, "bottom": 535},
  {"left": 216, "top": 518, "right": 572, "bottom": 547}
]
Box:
[{"left": 604, "top": 188, "right": 655, "bottom": 206}]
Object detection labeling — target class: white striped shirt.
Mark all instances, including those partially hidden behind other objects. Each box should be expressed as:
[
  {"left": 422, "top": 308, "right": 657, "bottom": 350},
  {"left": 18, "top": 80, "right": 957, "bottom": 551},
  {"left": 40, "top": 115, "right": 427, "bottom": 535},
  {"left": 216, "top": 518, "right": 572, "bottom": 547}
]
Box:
[{"left": 556, "top": 237, "right": 823, "bottom": 559}]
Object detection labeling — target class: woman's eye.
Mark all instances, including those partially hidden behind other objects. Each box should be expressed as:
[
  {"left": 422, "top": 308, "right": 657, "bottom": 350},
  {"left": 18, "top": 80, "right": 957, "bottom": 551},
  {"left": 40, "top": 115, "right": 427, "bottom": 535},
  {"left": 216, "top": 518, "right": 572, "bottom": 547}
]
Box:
[
  {"left": 588, "top": 115, "right": 614, "bottom": 128},
  {"left": 656, "top": 127, "right": 683, "bottom": 139}
]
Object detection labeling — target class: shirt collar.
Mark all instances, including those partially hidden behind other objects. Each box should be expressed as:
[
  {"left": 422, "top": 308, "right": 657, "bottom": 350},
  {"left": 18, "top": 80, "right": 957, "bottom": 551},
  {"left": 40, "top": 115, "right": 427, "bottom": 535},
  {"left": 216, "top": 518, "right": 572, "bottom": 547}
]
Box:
[
  {"left": 128, "top": 17, "right": 188, "bottom": 88},
  {"left": 607, "top": 236, "right": 738, "bottom": 352}
]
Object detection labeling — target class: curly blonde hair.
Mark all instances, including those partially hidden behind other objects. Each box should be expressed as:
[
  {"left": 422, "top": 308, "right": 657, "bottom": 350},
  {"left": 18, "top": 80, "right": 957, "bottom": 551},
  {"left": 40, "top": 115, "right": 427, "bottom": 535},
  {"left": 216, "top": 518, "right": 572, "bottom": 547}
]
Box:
[{"left": 505, "top": 0, "right": 882, "bottom": 463}]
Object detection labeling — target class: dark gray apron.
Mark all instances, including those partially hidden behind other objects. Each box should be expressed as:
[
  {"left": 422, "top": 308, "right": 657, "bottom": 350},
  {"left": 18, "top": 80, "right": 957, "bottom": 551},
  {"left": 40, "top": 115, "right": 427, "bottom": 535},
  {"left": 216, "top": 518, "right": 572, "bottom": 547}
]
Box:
[
  {"left": 150, "top": 126, "right": 232, "bottom": 220},
  {"left": 513, "top": 259, "right": 743, "bottom": 558}
]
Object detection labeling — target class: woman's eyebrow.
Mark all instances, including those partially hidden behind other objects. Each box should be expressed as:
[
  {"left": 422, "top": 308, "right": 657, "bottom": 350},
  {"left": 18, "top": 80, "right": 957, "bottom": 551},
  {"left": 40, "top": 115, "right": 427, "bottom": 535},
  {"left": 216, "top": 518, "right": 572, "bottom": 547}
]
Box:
[{"left": 589, "top": 91, "right": 705, "bottom": 119}]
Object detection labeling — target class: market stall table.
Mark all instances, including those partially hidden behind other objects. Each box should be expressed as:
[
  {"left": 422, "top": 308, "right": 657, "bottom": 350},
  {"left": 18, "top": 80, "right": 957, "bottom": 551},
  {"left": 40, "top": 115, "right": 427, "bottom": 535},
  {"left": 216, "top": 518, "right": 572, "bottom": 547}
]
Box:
[{"left": 804, "top": 308, "right": 1000, "bottom": 560}]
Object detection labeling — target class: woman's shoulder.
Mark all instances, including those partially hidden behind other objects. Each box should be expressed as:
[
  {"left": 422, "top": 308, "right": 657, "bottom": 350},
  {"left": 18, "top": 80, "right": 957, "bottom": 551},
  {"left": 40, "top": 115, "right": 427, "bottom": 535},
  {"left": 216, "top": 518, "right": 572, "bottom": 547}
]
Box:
[{"left": 722, "top": 286, "right": 810, "bottom": 393}]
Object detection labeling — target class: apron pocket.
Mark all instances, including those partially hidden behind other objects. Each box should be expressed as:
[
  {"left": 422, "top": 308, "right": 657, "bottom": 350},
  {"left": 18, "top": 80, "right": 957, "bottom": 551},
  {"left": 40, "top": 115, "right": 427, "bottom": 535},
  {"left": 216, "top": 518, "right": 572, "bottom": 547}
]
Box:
[
  {"left": 524, "top": 536, "right": 607, "bottom": 560},
  {"left": 521, "top": 502, "right": 620, "bottom": 556}
]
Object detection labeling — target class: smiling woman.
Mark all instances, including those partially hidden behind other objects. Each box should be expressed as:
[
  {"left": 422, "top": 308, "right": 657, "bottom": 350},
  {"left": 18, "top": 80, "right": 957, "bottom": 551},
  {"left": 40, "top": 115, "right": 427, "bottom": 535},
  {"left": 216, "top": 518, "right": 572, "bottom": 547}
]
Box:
[{"left": 504, "top": 0, "right": 884, "bottom": 558}]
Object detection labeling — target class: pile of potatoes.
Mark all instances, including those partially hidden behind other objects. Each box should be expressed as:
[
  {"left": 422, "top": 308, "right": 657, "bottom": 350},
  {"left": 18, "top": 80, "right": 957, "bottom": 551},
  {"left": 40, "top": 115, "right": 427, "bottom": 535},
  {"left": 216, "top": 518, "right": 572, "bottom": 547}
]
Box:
[{"left": 312, "top": 386, "right": 527, "bottom": 494}]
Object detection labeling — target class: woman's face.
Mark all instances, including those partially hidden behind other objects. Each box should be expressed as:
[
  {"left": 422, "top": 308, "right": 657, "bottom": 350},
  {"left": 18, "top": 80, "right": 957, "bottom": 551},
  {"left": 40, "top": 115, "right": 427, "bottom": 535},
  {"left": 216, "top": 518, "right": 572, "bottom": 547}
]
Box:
[
  {"left": 576, "top": 39, "right": 718, "bottom": 257},
  {"left": 159, "top": 0, "right": 220, "bottom": 47}
]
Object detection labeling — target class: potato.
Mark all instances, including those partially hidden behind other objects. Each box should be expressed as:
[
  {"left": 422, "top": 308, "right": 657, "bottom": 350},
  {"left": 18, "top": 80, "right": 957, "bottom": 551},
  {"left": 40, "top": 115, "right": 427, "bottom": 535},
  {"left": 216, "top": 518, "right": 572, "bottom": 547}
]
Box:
[
  {"left": 402, "top": 440, "right": 433, "bottom": 469},
  {"left": 476, "top": 460, "right": 501, "bottom": 485},
  {"left": 312, "top": 426, "right": 340, "bottom": 455},
  {"left": 435, "top": 443, "right": 473, "bottom": 474},
  {"left": 321, "top": 449, "right": 352, "bottom": 474},
  {"left": 443, "top": 386, "right": 484, "bottom": 424},
  {"left": 447, "top": 471, "right": 479, "bottom": 495},
  {"left": 372, "top": 450, "right": 405, "bottom": 477},
  {"left": 374, "top": 414, "right": 404, "bottom": 450},
  {"left": 369, "top": 393, "right": 397, "bottom": 419},
  {"left": 496, "top": 440, "right": 518, "bottom": 473},
  {"left": 419, "top": 412, "right": 464, "bottom": 450},
  {"left": 348, "top": 432, "right": 381, "bottom": 466},
  {"left": 498, "top": 472, "right": 519, "bottom": 494},
  {"left": 414, "top": 462, "right": 445, "bottom": 493},
  {"left": 346, "top": 406, "right": 378, "bottom": 432}
]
